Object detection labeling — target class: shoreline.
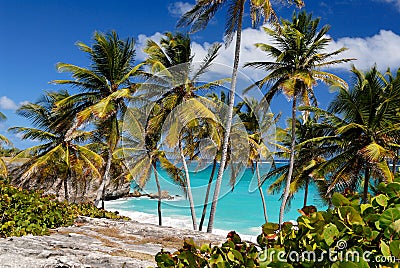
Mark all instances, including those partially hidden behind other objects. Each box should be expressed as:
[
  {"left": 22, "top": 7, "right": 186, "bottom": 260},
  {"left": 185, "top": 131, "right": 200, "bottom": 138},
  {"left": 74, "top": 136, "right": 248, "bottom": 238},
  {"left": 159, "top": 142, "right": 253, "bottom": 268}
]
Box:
[{"left": 105, "top": 198, "right": 261, "bottom": 243}]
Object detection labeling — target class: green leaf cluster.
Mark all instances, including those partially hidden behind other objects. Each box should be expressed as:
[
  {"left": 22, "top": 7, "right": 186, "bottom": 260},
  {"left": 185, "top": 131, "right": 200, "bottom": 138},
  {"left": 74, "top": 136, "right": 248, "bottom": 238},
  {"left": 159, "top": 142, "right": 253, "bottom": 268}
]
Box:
[
  {"left": 257, "top": 181, "right": 400, "bottom": 267},
  {"left": 155, "top": 181, "right": 400, "bottom": 267},
  {"left": 0, "top": 178, "right": 128, "bottom": 238},
  {"left": 155, "top": 232, "right": 260, "bottom": 268}
]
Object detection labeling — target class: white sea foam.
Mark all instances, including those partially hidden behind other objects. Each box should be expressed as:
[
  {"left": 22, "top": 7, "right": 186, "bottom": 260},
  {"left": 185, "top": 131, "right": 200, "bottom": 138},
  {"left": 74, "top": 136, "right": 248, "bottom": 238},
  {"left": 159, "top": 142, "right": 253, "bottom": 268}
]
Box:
[{"left": 104, "top": 203, "right": 258, "bottom": 241}]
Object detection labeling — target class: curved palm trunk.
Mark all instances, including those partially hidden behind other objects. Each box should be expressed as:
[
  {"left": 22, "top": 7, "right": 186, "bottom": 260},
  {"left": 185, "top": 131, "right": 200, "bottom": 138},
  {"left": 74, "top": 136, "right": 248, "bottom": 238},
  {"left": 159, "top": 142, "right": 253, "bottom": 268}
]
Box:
[
  {"left": 94, "top": 148, "right": 113, "bottom": 209},
  {"left": 303, "top": 176, "right": 309, "bottom": 208},
  {"left": 179, "top": 141, "right": 197, "bottom": 230},
  {"left": 392, "top": 149, "right": 398, "bottom": 174},
  {"left": 257, "top": 161, "right": 268, "bottom": 222},
  {"left": 152, "top": 161, "right": 162, "bottom": 226},
  {"left": 199, "top": 157, "right": 217, "bottom": 231},
  {"left": 363, "top": 165, "right": 370, "bottom": 204},
  {"left": 279, "top": 94, "right": 297, "bottom": 228},
  {"left": 63, "top": 177, "right": 69, "bottom": 202},
  {"left": 207, "top": 3, "right": 244, "bottom": 234}
]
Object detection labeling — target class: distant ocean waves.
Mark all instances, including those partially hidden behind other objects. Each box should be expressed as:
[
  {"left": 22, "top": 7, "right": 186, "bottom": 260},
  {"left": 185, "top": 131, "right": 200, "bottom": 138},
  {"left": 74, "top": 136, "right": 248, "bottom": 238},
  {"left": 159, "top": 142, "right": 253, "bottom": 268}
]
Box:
[{"left": 104, "top": 202, "right": 260, "bottom": 242}]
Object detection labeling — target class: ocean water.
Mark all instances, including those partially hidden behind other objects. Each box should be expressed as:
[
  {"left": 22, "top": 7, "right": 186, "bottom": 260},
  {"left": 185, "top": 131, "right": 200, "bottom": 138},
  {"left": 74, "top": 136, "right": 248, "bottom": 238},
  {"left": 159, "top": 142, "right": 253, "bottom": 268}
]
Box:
[{"left": 105, "top": 162, "right": 326, "bottom": 238}]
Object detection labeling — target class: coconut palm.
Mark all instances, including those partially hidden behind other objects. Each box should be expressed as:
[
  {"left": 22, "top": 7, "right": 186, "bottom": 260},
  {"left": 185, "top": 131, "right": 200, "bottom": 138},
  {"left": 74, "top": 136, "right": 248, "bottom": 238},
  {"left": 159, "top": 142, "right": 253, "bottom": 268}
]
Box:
[
  {"left": 118, "top": 32, "right": 222, "bottom": 227},
  {"left": 264, "top": 116, "right": 332, "bottom": 211},
  {"left": 117, "top": 104, "right": 187, "bottom": 226},
  {"left": 141, "top": 32, "right": 225, "bottom": 230},
  {"left": 236, "top": 98, "right": 278, "bottom": 222},
  {"left": 303, "top": 66, "right": 400, "bottom": 203},
  {"left": 52, "top": 31, "right": 142, "bottom": 208},
  {"left": 244, "top": 10, "right": 353, "bottom": 226},
  {"left": 178, "top": 0, "right": 305, "bottom": 233},
  {"left": 9, "top": 91, "right": 103, "bottom": 201}
]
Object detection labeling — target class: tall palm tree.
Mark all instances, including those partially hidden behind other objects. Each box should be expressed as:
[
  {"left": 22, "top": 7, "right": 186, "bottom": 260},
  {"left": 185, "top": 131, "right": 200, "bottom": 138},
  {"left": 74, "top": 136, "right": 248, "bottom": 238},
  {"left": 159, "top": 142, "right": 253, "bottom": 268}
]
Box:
[
  {"left": 0, "top": 112, "right": 12, "bottom": 178},
  {"left": 143, "top": 32, "right": 225, "bottom": 230},
  {"left": 236, "top": 98, "right": 278, "bottom": 222},
  {"left": 304, "top": 66, "right": 400, "bottom": 203},
  {"left": 244, "top": 11, "right": 353, "bottom": 226},
  {"left": 178, "top": 0, "right": 305, "bottom": 233},
  {"left": 117, "top": 105, "right": 187, "bottom": 226},
  {"left": 52, "top": 31, "right": 142, "bottom": 208},
  {"left": 119, "top": 32, "right": 222, "bottom": 227},
  {"left": 264, "top": 116, "right": 331, "bottom": 210},
  {"left": 9, "top": 91, "right": 103, "bottom": 201}
]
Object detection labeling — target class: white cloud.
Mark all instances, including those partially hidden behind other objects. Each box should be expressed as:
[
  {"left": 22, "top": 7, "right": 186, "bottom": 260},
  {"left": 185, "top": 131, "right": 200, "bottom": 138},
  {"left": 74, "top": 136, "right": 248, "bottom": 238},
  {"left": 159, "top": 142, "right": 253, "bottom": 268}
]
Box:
[
  {"left": 328, "top": 30, "right": 400, "bottom": 71},
  {"left": 168, "top": 2, "right": 194, "bottom": 17},
  {"left": 135, "top": 27, "right": 400, "bottom": 83},
  {"left": 0, "top": 96, "right": 18, "bottom": 110}
]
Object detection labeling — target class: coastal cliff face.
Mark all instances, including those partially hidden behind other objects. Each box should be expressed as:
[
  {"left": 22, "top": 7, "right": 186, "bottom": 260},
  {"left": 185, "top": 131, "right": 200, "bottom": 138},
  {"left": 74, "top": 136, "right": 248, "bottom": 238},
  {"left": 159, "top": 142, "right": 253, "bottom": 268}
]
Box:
[
  {"left": 5, "top": 158, "right": 131, "bottom": 203},
  {"left": 0, "top": 216, "right": 224, "bottom": 268}
]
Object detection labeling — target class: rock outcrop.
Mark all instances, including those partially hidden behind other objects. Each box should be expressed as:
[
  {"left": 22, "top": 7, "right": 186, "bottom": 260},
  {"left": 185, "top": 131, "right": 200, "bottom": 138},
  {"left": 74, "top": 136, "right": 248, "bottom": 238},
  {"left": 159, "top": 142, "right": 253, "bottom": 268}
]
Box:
[
  {"left": 4, "top": 158, "right": 131, "bottom": 203},
  {"left": 0, "top": 216, "right": 224, "bottom": 268}
]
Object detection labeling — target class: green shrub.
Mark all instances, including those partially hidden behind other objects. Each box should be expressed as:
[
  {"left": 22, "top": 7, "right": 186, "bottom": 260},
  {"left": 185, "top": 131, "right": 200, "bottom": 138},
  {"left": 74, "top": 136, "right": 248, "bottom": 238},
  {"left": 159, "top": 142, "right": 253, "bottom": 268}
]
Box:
[
  {"left": 155, "top": 232, "right": 260, "bottom": 268},
  {"left": 155, "top": 180, "right": 400, "bottom": 267},
  {"left": 0, "top": 178, "right": 129, "bottom": 238}
]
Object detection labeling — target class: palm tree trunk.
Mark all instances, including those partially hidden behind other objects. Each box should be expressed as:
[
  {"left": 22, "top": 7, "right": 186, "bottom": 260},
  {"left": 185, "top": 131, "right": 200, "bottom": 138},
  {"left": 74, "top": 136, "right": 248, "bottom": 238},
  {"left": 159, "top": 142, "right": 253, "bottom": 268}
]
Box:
[
  {"left": 199, "top": 158, "right": 217, "bottom": 231},
  {"left": 207, "top": 2, "right": 244, "bottom": 234},
  {"left": 63, "top": 176, "right": 69, "bottom": 202},
  {"left": 392, "top": 149, "right": 398, "bottom": 174},
  {"left": 94, "top": 148, "right": 113, "bottom": 209},
  {"left": 152, "top": 161, "right": 162, "bottom": 226},
  {"left": 303, "top": 176, "right": 309, "bottom": 208},
  {"left": 257, "top": 161, "right": 268, "bottom": 223},
  {"left": 363, "top": 165, "right": 370, "bottom": 204},
  {"left": 279, "top": 94, "right": 297, "bottom": 228},
  {"left": 179, "top": 141, "right": 197, "bottom": 230}
]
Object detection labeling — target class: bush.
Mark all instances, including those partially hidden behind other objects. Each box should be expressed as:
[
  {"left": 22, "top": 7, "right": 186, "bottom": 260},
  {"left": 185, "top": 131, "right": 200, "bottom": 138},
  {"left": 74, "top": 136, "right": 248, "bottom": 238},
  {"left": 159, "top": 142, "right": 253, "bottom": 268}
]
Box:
[
  {"left": 0, "top": 178, "right": 129, "bottom": 237},
  {"left": 155, "top": 179, "right": 400, "bottom": 267}
]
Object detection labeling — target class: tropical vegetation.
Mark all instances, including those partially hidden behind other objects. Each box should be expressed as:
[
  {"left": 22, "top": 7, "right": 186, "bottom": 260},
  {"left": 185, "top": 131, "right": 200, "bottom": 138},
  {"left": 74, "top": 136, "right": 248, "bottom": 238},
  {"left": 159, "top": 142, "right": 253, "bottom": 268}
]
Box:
[
  {"left": 244, "top": 10, "right": 354, "bottom": 226},
  {"left": 0, "top": 177, "right": 127, "bottom": 238},
  {"left": 0, "top": 2, "right": 399, "bottom": 267}
]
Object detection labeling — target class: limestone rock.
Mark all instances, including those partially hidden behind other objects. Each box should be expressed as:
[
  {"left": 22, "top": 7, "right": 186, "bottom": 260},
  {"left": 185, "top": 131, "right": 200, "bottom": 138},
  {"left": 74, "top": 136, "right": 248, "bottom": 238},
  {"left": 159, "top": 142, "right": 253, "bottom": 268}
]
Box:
[{"left": 0, "top": 216, "right": 224, "bottom": 268}]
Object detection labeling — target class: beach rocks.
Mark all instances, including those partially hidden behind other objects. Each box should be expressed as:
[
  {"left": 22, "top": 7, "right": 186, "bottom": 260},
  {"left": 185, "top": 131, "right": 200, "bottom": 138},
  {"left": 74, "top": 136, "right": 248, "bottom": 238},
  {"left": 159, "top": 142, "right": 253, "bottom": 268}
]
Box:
[
  {"left": 126, "top": 190, "right": 176, "bottom": 200},
  {"left": 0, "top": 216, "right": 224, "bottom": 268}
]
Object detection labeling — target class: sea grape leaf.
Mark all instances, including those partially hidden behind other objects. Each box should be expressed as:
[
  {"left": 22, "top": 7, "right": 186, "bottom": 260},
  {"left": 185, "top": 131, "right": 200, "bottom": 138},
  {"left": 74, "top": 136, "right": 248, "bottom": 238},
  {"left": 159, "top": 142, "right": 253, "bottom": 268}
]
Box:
[
  {"left": 373, "top": 194, "right": 388, "bottom": 208},
  {"left": 332, "top": 193, "right": 351, "bottom": 207},
  {"left": 323, "top": 223, "right": 339, "bottom": 246},
  {"left": 390, "top": 240, "right": 400, "bottom": 258},
  {"left": 379, "top": 208, "right": 400, "bottom": 228},
  {"left": 381, "top": 240, "right": 390, "bottom": 256}
]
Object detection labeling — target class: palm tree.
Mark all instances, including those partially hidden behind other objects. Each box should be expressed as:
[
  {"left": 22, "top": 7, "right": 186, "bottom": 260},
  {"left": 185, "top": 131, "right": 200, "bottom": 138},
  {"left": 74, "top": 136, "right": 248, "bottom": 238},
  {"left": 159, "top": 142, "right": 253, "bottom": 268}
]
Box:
[
  {"left": 304, "top": 66, "right": 400, "bottom": 203},
  {"left": 117, "top": 105, "right": 187, "bottom": 226},
  {"left": 178, "top": 0, "right": 305, "bottom": 233},
  {"left": 236, "top": 98, "right": 278, "bottom": 222},
  {"left": 141, "top": 32, "right": 224, "bottom": 229},
  {"left": 264, "top": 116, "right": 330, "bottom": 210},
  {"left": 9, "top": 91, "right": 103, "bottom": 201},
  {"left": 244, "top": 11, "right": 353, "bottom": 226},
  {"left": 0, "top": 112, "right": 12, "bottom": 178},
  {"left": 52, "top": 31, "right": 142, "bottom": 208}
]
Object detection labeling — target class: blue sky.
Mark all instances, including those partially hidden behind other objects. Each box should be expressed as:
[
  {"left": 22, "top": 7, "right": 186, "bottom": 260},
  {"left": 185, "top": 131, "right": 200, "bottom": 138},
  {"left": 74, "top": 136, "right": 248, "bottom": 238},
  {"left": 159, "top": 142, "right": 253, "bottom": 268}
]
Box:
[{"left": 1, "top": 0, "right": 400, "bottom": 148}]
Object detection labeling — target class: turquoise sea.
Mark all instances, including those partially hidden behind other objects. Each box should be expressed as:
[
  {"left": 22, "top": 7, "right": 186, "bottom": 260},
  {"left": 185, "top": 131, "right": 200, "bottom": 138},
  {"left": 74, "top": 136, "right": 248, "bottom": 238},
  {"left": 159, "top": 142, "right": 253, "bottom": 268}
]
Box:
[{"left": 105, "top": 162, "right": 327, "bottom": 238}]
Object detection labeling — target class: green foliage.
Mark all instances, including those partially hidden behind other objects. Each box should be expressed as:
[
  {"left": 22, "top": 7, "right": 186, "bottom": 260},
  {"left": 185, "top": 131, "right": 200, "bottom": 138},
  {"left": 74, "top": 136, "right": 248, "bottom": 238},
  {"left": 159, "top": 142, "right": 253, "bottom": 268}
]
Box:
[
  {"left": 155, "top": 232, "right": 260, "bottom": 268},
  {"left": 155, "top": 182, "right": 400, "bottom": 267},
  {"left": 257, "top": 181, "right": 400, "bottom": 267},
  {"left": 0, "top": 178, "right": 128, "bottom": 238}
]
